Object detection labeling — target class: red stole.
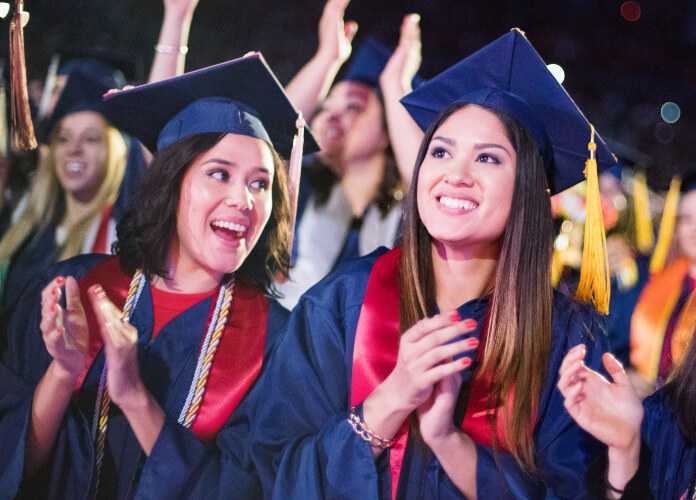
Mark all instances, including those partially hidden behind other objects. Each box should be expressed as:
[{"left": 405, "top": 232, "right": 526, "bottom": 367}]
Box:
[
  {"left": 75, "top": 257, "right": 269, "bottom": 442},
  {"left": 91, "top": 205, "right": 113, "bottom": 254},
  {"left": 351, "top": 248, "right": 506, "bottom": 500}
]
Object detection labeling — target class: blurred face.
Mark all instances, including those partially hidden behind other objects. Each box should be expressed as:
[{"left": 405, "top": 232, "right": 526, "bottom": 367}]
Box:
[
  {"left": 174, "top": 133, "right": 275, "bottom": 281},
  {"left": 416, "top": 105, "right": 517, "bottom": 253},
  {"left": 311, "top": 81, "right": 387, "bottom": 172},
  {"left": 677, "top": 191, "right": 696, "bottom": 261},
  {"left": 52, "top": 110, "right": 108, "bottom": 202}
]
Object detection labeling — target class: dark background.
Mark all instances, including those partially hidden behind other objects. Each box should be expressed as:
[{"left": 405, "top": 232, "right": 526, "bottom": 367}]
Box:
[{"left": 6, "top": 0, "right": 696, "bottom": 186}]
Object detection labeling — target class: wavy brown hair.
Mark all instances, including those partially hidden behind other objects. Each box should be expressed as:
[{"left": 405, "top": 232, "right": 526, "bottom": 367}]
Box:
[
  {"left": 664, "top": 330, "right": 696, "bottom": 444},
  {"left": 400, "top": 102, "right": 554, "bottom": 469},
  {"left": 115, "top": 133, "right": 291, "bottom": 295}
]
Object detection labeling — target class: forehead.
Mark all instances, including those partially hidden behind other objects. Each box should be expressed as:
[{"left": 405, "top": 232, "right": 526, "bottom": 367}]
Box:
[
  {"left": 196, "top": 133, "right": 276, "bottom": 171},
  {"left": 58, "top": 110, "right": 107, "bottom": 132},
  {"left": 434, "top": 105, "right": 509, "bottom": 141},
  {"left": 326, "top": 80, "right": 376, "bottom": 104}
]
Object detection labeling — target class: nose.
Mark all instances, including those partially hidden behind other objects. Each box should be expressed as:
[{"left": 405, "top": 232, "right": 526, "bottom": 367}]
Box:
[
  {"left": 444, "top": 158, "right": 475, "bottom": 187},
  {"left": 223, "top": 181, "right": 253, "bottom": 211},
  {"left": 66, "top": 137, "right": 84, "bottom": 156}
]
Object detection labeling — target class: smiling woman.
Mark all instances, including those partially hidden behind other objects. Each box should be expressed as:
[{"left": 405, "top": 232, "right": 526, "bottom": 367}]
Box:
[
  {"left": 0, "top": 71, "right": 127, "bottom": 310},
  {"left": 0, "top": 54, "right": 314, "bottom": 499}
]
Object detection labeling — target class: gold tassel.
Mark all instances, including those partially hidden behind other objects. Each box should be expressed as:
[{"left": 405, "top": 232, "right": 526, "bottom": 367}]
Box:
[
  {"left": 551, "top": 247, "right": 564, "bottom": 287},
  {"left": 575, "top": 125, "right": 611, "bottom": 314},
  {"left": 9, "top": 0, "right": 36, "bottom": 150},
  {"left": 632, "top": 170, "right": 654, "bottom": 255},
  {"left": 649, "top": 176, "right": 681, "bottom": 274}
]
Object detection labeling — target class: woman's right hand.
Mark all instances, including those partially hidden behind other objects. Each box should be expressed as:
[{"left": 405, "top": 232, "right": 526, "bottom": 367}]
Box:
[
  {"left": 40, "top": 276, "right": 88, "bottom": 381},
  {"left": 316, "top": 0, "right": 358, "bottom": 65},
  {"left": 558, "top": 345, "right": 643, "bottom": 452},
  {"left": 381, "top": 312, "right": 478, "bottom": 413}
]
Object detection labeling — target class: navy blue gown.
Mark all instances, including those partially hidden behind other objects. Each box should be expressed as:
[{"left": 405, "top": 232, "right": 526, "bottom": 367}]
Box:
[
  {"left": 0, "top": 253, "right": 287, "bottom": 500},
  {"left": 247, "top": 248, "right": 609, "bottom": 499}
]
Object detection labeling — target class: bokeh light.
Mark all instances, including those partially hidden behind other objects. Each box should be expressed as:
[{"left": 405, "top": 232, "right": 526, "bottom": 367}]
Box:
[
  {"left": 620, "top": 1, "right": 641, "bottom": 22},
  {"left": 660, "top": 102, "right": 681, "bottom": 124},
  {"left": 547, "top": 63, "right": 565, "bottom": 84}
]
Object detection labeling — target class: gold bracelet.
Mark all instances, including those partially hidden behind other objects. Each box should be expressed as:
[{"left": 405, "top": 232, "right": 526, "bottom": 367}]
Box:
[
  {"left": 347, "top": 406, "right": 395, "bottom": 449},
  {"left": 154, "top": 44, "right": 189, "bottom": 55}
]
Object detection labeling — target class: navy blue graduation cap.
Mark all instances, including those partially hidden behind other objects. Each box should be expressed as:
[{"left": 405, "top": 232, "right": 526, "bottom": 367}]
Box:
[
  {"left": 38, "top": 69, "right": 110, "bottom": 143},
  {"left": 57, "top": 47, "right": 139, "bottom": 88},
  {"left": 341, "top": 37, "right": 423, "bottom": 89},
  {"left": 400, "top": 29, "right": 617, "bottom": 195},
  {"left": 101, "top": 53, "right": 318, "bottom": 158},
  {"left": 402, "top": 29, "right": 616, "bottom": 313}
]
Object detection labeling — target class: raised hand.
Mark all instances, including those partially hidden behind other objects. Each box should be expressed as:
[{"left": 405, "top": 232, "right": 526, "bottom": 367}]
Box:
[
  {"left": 317, "top": 0, "right": 358, "bottom": 65},
  {"left": 558, "top": 345, "right": 643, "bottom": 451},
  {"left": 40, "top": 276, "right": 88, "bottom": 380},
  {"left": 380, "top": 14, "right": 422, "bottom": 96},
  {"left": 163, "top": 0, "right": 200, "bottom": 19},
  {"left": 87, "top": 284, "right": 143, "bottom": 408}
]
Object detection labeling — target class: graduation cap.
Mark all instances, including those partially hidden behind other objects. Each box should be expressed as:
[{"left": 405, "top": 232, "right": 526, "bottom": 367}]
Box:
[
  {"left": 56, "top": 47, "right": 139, "bottom": 88},
  {"left": 38, "top": 70, "right": 110, "bottom": 143},
  {"left": 401, "top": 29, "right": 617, "bottom": 313},
  {"left": 101, "top": 53, "right": 319, "bottom": 158},
  {"left": 341, "top": 37, "right": 423, "bottom": 89}
]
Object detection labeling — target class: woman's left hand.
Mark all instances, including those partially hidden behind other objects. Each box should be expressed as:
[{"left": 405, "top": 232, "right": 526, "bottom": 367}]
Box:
[
  {"left": 88, "top": 284, "right": 145, "bottom": 410},
  {"left": 417, "top": 371, "right": 464, "bottom": 447}
]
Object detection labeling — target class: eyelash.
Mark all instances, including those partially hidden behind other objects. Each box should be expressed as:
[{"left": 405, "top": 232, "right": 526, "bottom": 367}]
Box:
[
  {"left": 428, "top": 147, "right": 501, "bottom": 165},
  {"left": 208, "top": 170, "right": 269, "bottom": 191}
]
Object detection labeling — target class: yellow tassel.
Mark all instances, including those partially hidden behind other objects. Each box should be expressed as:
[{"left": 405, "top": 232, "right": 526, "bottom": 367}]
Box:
[
  {"left": 649, "top": 176, "right": 681, "bottom": 274},
  {"left": 8, "top": 0, "right": 36, "bottom": 150},
  {"left": 575, "top": 125, "right": 611, "bottom": 314},
  {"left": 632, "top": 170, "right": 654, "bottom": 255},
  {"left": 551, "top": 247, "right": 564, "bottom": 287}
]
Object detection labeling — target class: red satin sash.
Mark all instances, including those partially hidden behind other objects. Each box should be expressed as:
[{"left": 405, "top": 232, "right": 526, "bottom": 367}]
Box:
[
  {"left": 91, "top": 205, "right": 113, "bottom": 254},
  {"left": 75, "top": 257, "right": 269, "bottom": 442},
  {"left": 351, "top": 248, "right": 510, "bottom": 500}
]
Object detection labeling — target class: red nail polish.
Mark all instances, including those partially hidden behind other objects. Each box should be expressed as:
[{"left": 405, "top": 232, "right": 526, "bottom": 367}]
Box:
[
  {"left": 467, "top": 338, "right": 479, "bottom": 348},
  {"left": 461, "top": 357, "right": 471, "bottom": 367},
  {"left": 450, "top": 311, "right": 460, "bottom": 322},
  {"left": 56, "top": 276, "right": 65, "bottom": 285},
  {"left": 464, "top": 319, "right": 477, "bottom": 329}
]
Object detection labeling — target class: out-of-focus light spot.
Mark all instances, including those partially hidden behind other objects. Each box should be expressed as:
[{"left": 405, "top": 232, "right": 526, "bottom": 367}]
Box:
[
  {"left": 654, "top": 122, "right": 675, "bottom": 144},
  {"left": 561, "top": 220, "right": 573, "bottom": 233},
  {"left": 547, "top": 63, "right": 565, "bottom": 84},
  {"left": 554, "top": 233, "right": 570, "bottom": 252},
  {"left": 620, "top": 1, "right": 641, "bottom": 22},
  {"left": 660, "top": 102, "right": 681, "bottom": 124}
]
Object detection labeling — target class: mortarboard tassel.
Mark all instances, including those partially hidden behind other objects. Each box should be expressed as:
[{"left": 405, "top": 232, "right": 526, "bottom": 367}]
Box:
[
  {"left": 550, "top": 247, "right": 564, "bottom": 288},
  {"left": 575, "top": 125, "right": 611, "bottom": 314},
  {"left": 649, "top": 176, "right": 681, "bottom": 274},
  {"left": 632, "top": 170, "right": 654, "bottom": 255},
  {"left": 8, "top": 0, "right": 36, "bottom": 150}
]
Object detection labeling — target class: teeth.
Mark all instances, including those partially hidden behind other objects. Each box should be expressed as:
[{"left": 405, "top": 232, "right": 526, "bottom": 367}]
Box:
[
  {"left": 211, "top": 220, "right": 246, "bottom": 233},
  {"left": 66, "top": 161, "right": 85, "bottom": 173},
  {"left": 439, "top": 196, "right": 478, "bottom": 211}
]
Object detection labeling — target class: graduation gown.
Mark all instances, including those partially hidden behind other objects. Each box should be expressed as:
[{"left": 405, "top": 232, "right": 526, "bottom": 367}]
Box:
[
  {"left": 0, "top": 253, "right": 287, "bottom": 500},
  {"left": 249, "top": 247, "right": 609, "bottom": 499}
]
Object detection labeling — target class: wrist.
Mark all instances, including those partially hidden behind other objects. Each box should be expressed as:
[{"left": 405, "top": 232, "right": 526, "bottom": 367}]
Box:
[
  {"left": 312, "top": 49, "right": 345, "bottom": 71},
  {"left": 162, "top": 6, "right": 194, "bottom": 25},
  {"left": 424, "top": 425, "right": 465, "bottom": 452},
  {"left": 607, "top": 437, "right": 641, "bottom": 493},
  {"left": 47, "top": 360, "right": 80, "bottom": 387},
  {"left": 114, "top": 381, "right": 151, "bottom": 414}
]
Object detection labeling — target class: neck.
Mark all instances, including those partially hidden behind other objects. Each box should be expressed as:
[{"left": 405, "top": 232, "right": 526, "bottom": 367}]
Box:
[
  {"left": 152, "top": 244, "right": 223, "bottom": 294},
  {"left": 62, "top": 192, "right": 98, "bottom": 229},
  {"left": 339, "top": 153, "right": 385, "bottom": 216},
  {"left": 431, "top": 240, "right": 499, "bottom": 311}
]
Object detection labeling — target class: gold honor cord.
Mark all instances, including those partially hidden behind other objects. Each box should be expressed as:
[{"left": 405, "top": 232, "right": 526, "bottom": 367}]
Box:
[{"left": 91, "top": 271, "right": 235, "bottom": 498}]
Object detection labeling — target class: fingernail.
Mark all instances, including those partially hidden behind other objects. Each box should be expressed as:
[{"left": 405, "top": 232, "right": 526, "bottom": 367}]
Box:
[
  {"left": 410, "top": 13, "right": 421, "bottom": 23},
  {"left": 467, "top": 338, "right": 479, "bottom": 348},
  {"left": 450, "top": 311, "right": 460, "bottom": 322},
  {"left": 461, "top": 357, "right": 471, "bottom": 367},
  {"left": 464, "top": 319, "right": 477, "bottom": 329},
  {"left": 90, "top": 284, "right": 105, "bottom": 297},
  {"left": 56, "top": 276, "right": 65, "bottom": 285}
]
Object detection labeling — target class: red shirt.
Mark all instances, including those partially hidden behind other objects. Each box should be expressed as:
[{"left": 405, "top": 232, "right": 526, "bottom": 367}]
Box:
[{"left": 150, "top": 285, "right": 217, "bottom": 339}]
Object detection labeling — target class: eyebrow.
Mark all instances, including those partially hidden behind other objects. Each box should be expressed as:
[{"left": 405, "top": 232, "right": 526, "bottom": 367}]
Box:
[
  {"left": 202, "top": 158, "right": 272, "bottom": 174},
  {"left": 474, "top": 143, "right": 512, "bottom": 156}
]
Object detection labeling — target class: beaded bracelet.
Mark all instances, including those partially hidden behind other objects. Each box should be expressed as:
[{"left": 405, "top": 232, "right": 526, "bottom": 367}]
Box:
[
  {"left": 154, "top": 44, "right": 189, "bottom": 55},
  {"left": 347, "top": 406, "right": 395, "bottom": 449}
]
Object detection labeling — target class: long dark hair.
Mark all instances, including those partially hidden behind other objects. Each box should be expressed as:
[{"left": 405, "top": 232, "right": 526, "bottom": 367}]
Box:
[
  {"left": 663, "top": 331, "right": 696, "bottom": 444},
  {"left": 400, "top": 102, "right": 554, "bottom": 469},
  {"left": 114, "top": 133, "right": 291, "bottom": 295}
]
